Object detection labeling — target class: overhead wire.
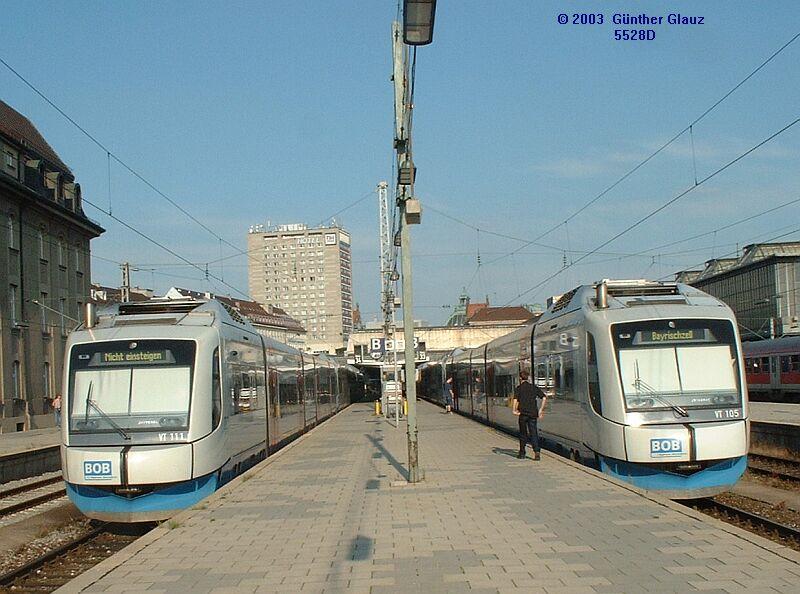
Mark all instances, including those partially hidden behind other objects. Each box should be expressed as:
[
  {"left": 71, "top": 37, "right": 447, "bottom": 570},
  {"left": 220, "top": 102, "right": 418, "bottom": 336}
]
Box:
[
  {"left": 482, "top": 30, "right": 800, "bottom": 267},
  {"left": 504, "top": 114, "right": 800, "bottom": 305},
  {"left": 82, "top": 198, "right": 250, "bottom": 298},
  {"left": 0, "top": 56, "right": 242, "bottom": 254},
  {"left": 1, "top": 54, "right": 377, "bottom": 295}
]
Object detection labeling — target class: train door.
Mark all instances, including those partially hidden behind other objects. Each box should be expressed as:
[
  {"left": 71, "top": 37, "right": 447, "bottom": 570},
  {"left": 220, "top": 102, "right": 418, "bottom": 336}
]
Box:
[
  {"left": 260, "top": 337, "right": 271, "bottom": 451},
  {"left": 303, "top": 356, "right": 318, "bottom": 428},
  {"left": 483, "top": 346, "right": 490, "bottom": 423},
  {"left": 770, "top": 355, "right": 780, "bottom": 393},
  {"left": 471, "top": 348, "right": 488, "bottom": 421},
  {"left": 581, "top": 331, "right": 602, "bottom": 452},
  {"left": 268, "top": 364, "right": 279, "bottom": 450},
  {"left": 456, "top": 361, "right": 471, "bottom": 416}
]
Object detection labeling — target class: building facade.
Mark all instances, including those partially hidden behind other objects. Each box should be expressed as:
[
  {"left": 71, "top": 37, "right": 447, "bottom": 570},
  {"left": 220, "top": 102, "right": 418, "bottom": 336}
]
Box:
[
  {"left": 0, "top": 100, "right": 104, "bottom": 431},
  {"left": 247, "top": 223, "right": 352, "bottom": 353},
  {"left": 676, "top": 242, "right": 800, "bottom": 340}
]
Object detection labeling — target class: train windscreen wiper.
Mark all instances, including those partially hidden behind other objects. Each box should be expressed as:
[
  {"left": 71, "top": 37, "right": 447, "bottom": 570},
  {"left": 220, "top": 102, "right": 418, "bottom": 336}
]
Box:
[
  {"left": 84, "top": 381, "right": 93, "bottom": 423},
  {"left": 86, "top": 398, "right": 131, "bottom": 440},
  {"left": 633, "top": 360, "right": 689, "bottom": 417}
]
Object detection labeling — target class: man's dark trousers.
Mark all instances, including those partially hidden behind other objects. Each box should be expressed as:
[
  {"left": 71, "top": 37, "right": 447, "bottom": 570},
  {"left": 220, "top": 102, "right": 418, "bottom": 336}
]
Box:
[{"left": 518, "top": 414, "right": 540, "bottom": 455}]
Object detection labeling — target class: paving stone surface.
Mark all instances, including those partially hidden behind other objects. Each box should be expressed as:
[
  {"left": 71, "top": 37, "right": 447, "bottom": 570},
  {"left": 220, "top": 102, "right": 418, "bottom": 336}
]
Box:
[{"left": 62, "top": 402, "right": 800, "bottom": 593}]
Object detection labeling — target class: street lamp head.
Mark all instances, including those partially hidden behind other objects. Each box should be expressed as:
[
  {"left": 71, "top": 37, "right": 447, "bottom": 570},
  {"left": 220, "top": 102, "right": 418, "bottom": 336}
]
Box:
[{"left": 403, "top": 0, "right": 437, "bottom": 45}]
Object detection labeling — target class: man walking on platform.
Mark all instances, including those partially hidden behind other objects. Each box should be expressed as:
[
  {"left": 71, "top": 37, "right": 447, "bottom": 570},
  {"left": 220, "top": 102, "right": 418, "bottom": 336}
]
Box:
[{"left": 512, "top": 371, "right": 546, "bottom": 460}]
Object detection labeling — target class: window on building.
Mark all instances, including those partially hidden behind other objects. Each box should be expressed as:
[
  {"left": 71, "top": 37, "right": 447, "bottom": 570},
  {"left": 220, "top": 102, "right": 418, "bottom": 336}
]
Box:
[
  {"left": 44, "top": 170, "right": 59, "bottom": 199},
  {"left": 40, "top": 292, "right": 49, "bottom": 334},
  {"left": 59, "top": 298, "right": 66, "bottom": 335},
  {"left": 43, "top": 362, "right": 51, "bottom": 399},
  {"left": 64, "top": 182, "right": 76, "bottom": 210},
  {"left": 74, "top": 244, "right": 82, "bottom": 272},
  {"left": 7, "top": 215, "right": 17, "bottom": 250},
  {"left": 9, "top": 284, "right": 19, "bottom": 325},
  {"left": 39, "top": 229, "right": 47, "bottom": 260},
  {"left": 2, "top": 143, "right": 19, "bottom": 178},
  {"left": 58, "top": 239, "right": 66, "bottom": 267},
  {"left": 12, "top": 360, "right": 21, "bottom": 399}
]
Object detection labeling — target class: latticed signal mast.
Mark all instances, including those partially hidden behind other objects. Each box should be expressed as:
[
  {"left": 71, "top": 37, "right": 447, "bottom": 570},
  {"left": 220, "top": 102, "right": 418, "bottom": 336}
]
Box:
[
  {"left": 378, "top": 180, "right": 392, "bottom": 320},
  {"left": 377, "top": 181, "right": 399, "bottom": 420}
]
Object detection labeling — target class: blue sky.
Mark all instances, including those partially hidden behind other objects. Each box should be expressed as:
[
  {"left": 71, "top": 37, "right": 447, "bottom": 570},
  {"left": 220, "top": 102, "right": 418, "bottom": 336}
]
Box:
[{"left": 2, "top": 1, "right": 799, "bottom": 325}]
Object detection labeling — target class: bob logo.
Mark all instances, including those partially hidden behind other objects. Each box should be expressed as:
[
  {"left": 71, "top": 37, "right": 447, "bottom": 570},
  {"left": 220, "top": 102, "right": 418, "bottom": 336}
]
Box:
[
  {"left": 84, "top": 460, "right": 113, "bottom": 479},
  {"left": 650, "top": 438, "right": 684, "bottom": 458}
]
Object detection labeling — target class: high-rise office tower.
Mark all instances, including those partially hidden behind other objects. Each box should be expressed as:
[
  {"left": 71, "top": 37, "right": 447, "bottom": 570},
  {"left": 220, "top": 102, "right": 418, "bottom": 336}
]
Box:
[{"left": 247, "top": 223, "right": 352, "bottom": 352}]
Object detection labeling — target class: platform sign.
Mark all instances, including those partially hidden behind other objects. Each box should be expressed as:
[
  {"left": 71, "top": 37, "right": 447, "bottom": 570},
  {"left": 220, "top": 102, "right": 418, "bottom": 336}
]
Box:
[
  {"left": 650, "top": 438, "right": 685, "bottom": 458},
  {"left": 368, "top": 337, "right": 423, "bottom": 362}
]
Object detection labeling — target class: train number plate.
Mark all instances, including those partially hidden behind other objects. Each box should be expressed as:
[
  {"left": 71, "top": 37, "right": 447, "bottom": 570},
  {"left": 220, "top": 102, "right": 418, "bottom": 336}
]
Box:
[
  {"left": 650, "top": 438, "right": 685, "bottom": 458},
  {"left": 83, "top": 460, "right": 113, "bottom": 480}
]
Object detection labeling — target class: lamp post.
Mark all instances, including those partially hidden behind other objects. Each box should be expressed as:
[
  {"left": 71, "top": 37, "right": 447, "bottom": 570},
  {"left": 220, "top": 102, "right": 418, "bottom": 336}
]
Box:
[{"left": 391, "top": 0, "right": 436, "bottom": 484}]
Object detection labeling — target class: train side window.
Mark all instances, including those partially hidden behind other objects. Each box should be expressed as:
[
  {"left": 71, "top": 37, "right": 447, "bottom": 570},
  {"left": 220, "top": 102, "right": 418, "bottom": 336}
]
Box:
[
  {"left": 232, "top": 369, "right": 242, "bottom": 414},
  {"left": 792, "top": 355, "right": 800, "bottom": 372},
  {"left": 587, "top": 332, "right": 602, "bottom": 415},
  {"left": 562, "top": 353, "right": 575, "bottom": 401},
  {"left": 761, "top": 357, "right": 771, "bottom": 373},
  {"left": 781, "top": 356, "right": 790, "bottom": 374},
  {"left": 534, "top": 361, "right": 547, "bottom": 389},
  {"left": 212, "top": 348, "right": 221, "bottom": 430}
]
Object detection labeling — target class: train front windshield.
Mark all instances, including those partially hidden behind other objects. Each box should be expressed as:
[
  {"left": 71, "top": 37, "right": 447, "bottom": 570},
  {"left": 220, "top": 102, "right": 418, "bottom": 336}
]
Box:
[
  {"left": 612, "top": 320, "right": 741, "bottom": 412},
  {"left": 68, "top": 340, "right": 195, "bottom": 434}
]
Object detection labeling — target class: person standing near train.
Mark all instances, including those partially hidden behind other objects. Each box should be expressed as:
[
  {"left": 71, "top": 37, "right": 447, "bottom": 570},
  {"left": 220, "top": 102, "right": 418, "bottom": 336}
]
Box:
[
  {"left": 52, "top": 393, "right": 62, "bottom": 428},
  {"left": 444, "top": 376, "right": 454, "bottom": 413},
  {"left": 512, "top": 370, "right": 546, "bottom": 460}
]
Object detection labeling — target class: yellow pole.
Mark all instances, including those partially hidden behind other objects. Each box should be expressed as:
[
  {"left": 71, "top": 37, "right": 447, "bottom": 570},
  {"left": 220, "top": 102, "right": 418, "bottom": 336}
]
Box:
[
  {"left": 403, "top": 398, "right": 408, "bottom": 417},
  {"left": 375, "top": 400, "right": 381, "bottom": 416}
]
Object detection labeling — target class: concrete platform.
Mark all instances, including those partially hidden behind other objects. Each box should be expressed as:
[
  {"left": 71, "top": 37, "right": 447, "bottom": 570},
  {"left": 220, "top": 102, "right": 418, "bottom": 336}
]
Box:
[
  {"left": 62, "top": 401, "right": 799, "bottom": 593},
  {"left": 0, "top": 427, "right": 60, "bottom": 483},
  {"left": 0, "top": 427, "right": 59, "bottom": 458},
  {"left": 750, "top": 402, "right": 800, "bottom": 427},
  {"left": 749, "top": 403, "right": 800, "bottom": 461}
]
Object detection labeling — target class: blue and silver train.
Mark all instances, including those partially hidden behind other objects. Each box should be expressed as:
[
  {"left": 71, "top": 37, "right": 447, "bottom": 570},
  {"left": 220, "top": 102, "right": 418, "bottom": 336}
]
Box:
[
  {"left": 61, "top": 298, "right": 362, "bottom": 522},
  {"left": 420, "top": 280, "right": 749, "bottom": 499}
]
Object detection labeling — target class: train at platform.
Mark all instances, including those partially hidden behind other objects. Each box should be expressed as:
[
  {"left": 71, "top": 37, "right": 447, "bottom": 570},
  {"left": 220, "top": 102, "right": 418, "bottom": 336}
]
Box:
[
  {"left": 419, "top": 279, "right": 749, "bottom": 499},
  {"left": 741, "top": 336, "right": 800, "bottom": 403},
  {"left": 61, "top": 298, "right": 362, "bottom": 522}
]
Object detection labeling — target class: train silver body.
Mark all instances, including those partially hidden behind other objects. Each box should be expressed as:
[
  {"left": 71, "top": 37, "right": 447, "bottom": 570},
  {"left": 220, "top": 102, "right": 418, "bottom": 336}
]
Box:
[
  {"left": 61, "top": 299, "right": 360, "bottom": 522},
  {"left": 421, "top": 280, "right": 749, "bottom": 499}
]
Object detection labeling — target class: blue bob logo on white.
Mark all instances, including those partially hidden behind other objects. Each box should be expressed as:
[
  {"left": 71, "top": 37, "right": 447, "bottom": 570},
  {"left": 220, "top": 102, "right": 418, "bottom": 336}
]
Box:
[
  {"left": 84, "top": 460, "right": 113, "bottom": 480},
  {"left": 650, "top": 438, "right": 685, "bottom": 458}
]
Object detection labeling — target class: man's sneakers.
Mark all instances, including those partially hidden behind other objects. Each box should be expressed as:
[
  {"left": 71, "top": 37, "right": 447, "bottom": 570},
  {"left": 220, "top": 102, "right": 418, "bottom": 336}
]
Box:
[{"left": 518, "top": 451, "right": 541, "bottom": 460}]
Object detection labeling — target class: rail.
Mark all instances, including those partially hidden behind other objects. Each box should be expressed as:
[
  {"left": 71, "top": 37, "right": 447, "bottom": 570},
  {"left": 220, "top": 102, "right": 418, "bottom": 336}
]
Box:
[
  {"left": 0, "top": 474, "right": 66, "bottom": 519},
  {"left": 691, "top": 498, "right": 800, "bottom": 550}
]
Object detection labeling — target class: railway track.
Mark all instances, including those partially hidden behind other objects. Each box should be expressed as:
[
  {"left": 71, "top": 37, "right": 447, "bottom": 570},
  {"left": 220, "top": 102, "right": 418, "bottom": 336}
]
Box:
[
  {"left": 747, "top": 454, "right": 800, "bottom": 485},
  {"left": 0, "top": 522, "right": 150, "bottom": 593},
  {"left": 692, "top": 498, "right": 800, "bottom": 551},
  {"left": 0, "top": 473, "right": 66, "bottom": 520}
]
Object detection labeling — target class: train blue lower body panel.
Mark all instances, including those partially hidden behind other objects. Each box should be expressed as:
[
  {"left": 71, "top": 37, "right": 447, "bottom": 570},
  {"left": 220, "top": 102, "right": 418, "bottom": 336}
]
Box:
[
  {"left": 65, "top": 473, "right": 218, "bottom": 522},
  {"left": 599, "top": 455, "right": 747, "bottom": 499}
]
